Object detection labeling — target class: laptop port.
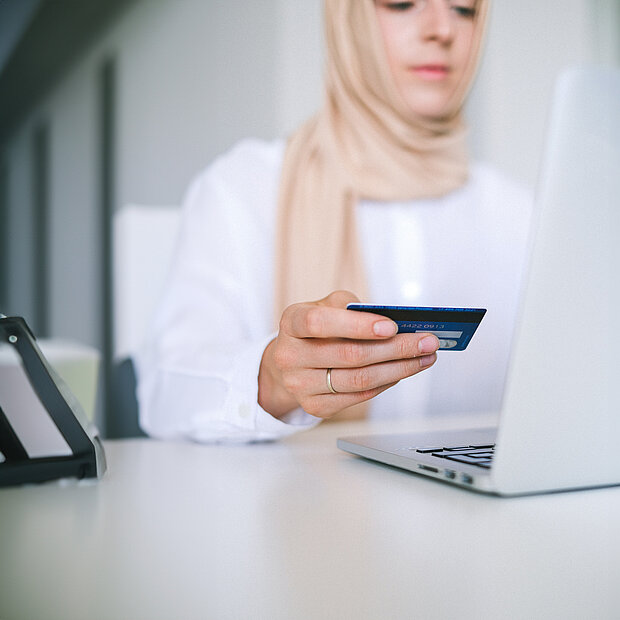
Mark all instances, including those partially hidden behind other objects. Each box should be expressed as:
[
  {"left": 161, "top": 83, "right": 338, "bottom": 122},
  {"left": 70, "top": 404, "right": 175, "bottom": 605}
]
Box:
[
  {"left": 418, "top": 464, "right": 439, "bottom": 473},
  {"left": 444, "top": 469, "right": 456, "bottom": 480},
  {"left": 461, "top": 473, "right": 474, "bottom": 485}
]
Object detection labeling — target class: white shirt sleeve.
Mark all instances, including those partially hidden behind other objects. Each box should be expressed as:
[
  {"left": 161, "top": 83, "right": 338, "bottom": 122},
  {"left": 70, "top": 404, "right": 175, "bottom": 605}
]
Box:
[{"left": 135, "top": 140, "right": 320, "bottom": 443}]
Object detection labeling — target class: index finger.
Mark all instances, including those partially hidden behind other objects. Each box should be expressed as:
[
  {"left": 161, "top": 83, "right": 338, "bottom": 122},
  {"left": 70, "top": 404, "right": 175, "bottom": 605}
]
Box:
[{"left": 285, "top": 304, "right": 398, "bottom": 340}]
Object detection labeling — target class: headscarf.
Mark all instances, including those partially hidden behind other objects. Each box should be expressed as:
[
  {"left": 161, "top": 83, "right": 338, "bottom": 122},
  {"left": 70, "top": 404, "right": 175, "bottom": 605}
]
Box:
[{"left": 274, "top": 0, "right": 490, "bottom": 322}]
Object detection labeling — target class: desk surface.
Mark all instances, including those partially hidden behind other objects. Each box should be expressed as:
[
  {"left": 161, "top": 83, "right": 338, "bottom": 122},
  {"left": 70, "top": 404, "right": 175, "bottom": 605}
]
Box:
[{"left": 1, "top": 416, "right": 619, "bottom": 620}]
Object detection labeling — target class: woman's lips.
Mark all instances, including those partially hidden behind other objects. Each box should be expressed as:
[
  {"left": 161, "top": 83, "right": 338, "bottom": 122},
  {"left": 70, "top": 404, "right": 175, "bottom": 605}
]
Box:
[{"left": 410, "top": 65, "right": 450, "bottom": 80}]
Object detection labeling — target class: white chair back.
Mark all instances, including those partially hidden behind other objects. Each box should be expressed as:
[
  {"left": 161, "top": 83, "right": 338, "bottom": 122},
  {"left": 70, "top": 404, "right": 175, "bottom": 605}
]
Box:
[{"left": 113, "top": 204, "right": 181, "bottom": 361}]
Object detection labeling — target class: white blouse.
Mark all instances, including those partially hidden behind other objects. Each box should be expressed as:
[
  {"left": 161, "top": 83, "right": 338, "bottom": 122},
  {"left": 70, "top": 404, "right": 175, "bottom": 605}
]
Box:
[{"left": 135, "top": 139, "right": 533, "bottom": 443}]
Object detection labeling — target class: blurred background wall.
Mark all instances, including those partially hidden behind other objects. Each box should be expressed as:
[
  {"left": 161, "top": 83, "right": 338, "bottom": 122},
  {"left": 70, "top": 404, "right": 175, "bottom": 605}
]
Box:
[{"left": 0, "top": 0, "right": 618, "bottom": 435}]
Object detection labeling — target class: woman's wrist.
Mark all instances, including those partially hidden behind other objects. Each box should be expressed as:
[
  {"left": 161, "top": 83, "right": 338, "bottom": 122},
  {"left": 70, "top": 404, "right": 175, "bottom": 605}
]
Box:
[{"left": 258, "top": 338, "right": 299, "bottom": 419}]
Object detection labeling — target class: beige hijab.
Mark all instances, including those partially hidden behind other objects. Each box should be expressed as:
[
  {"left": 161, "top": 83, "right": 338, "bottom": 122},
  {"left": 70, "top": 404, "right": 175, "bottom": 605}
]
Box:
[{"left": 274, "top": 0, "right": 490, "bottom": 322}]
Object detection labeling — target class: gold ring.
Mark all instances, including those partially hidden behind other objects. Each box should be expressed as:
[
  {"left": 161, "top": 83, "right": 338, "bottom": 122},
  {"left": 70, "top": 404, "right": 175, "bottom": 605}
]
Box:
[{"left": 326, "top": 368, "right": 338, "bottom": 394}]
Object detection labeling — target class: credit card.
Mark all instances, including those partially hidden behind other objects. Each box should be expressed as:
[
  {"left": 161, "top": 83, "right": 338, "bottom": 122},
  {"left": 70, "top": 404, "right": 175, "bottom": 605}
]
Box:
[{"left": 347, "top": 304, "right": 487, "bottom": 351}]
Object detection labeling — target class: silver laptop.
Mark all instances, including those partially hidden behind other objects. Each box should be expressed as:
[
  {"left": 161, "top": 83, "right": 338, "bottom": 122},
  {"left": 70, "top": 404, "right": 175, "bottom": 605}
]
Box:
[{"left": 338, "top": 67, "right": 620, "bottom": 496}]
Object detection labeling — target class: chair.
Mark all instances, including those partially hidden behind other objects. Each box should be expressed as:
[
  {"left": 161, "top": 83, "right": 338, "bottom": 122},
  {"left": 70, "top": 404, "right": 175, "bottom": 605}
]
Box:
[{"left": 109, "top": 204, "right": 181, "bottom": 438}]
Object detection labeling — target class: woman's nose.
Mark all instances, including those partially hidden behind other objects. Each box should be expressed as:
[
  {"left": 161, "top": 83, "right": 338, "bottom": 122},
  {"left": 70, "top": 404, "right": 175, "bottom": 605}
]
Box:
[{"left": 419, "top": 0, "right": 456, "bottom": 45}]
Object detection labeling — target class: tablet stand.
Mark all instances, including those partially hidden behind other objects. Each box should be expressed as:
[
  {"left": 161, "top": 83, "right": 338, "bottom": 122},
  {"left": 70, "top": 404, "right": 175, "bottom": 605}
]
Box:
[{"left": 0, "top": 316, "right": 106, "bottom": 486}]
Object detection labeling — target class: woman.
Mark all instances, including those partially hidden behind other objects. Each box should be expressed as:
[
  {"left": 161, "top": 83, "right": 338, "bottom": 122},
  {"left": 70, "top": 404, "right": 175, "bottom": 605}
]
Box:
[{"left": 136, "top": 0, "right": 532, "bottom": 442}]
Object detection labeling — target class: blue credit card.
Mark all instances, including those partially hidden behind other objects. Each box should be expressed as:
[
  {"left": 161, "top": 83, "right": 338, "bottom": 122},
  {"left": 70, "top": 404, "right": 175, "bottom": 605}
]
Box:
[{"left": 347, "top": 304, "right": 487, "bottom": 351}]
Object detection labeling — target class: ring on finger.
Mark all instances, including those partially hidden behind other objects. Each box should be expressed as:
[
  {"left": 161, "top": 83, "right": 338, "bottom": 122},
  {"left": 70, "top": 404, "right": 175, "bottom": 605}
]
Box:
[{"left": 326, "top": 367, "right": 338, "bottom": 394}]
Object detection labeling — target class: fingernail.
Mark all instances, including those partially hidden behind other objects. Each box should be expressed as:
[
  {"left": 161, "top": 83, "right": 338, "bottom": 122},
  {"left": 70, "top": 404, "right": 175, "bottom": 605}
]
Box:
[
  {"left": 419, "top": 353, "right": 437, "bottom": 368},
  {"left": 419, "top": 335, "right": 439, "bottom": 354},
  {"left": 373, "top": 320, "right": 397, "bottom": 337}
]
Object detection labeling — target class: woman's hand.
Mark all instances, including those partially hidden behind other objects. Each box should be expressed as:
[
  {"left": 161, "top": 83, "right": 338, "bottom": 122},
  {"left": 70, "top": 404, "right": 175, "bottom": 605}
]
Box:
[{"left": 258, "top": 290, "right": 439, "bottom": 419}]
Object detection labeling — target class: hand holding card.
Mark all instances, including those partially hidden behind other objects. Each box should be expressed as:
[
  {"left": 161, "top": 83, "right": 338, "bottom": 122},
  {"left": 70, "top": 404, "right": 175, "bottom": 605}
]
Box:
[
  {"left": 347, "top": 304, "right": 486, "bottom": 351},
  {"left": 258, "top": 291, "right": 442, "bottom": 420}
]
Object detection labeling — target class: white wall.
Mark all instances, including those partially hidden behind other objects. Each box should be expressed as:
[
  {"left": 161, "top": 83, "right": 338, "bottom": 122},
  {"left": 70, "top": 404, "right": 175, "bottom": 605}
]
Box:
[
  {"left": 468, "top": 0, "right": 615, "bottom": 187},
  {"left": 111, "top": 0, "right": 283, "bottom": 207},
  {"left": 3, "top": 0, "right": 618, "bottom": 349},
  {"left": 274, "top": 0, "right": 324, "bottom": 136}
]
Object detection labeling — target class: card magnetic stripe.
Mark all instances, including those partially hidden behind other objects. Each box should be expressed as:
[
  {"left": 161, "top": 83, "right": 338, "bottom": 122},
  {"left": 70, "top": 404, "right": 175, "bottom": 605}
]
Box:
[{"left": 350, "top": 306, "right": 486, "bottom": 323}]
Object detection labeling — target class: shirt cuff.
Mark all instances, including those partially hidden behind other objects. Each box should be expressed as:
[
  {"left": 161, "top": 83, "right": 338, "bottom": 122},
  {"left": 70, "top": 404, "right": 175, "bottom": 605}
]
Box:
[{"left": 224, "top": 331, "right": 321, "bottom": 441}]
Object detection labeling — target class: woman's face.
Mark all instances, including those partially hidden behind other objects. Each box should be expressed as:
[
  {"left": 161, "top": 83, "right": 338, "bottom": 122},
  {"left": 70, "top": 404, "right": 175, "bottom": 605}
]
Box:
[{"left": 374, "top": 0, "right": 478, "bottom": 119}]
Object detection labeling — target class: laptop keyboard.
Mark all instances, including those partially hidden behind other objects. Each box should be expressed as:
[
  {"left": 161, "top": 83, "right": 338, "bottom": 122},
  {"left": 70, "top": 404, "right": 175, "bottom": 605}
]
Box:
[{"left": 414, "top": 444, "right": 496, "bottom": 469}]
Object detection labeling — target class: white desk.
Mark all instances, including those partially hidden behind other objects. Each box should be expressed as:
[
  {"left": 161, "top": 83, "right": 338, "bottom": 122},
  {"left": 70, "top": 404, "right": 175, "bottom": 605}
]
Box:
[{"left": 1, "top": 417, "right": 619, "bottom": 620}]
